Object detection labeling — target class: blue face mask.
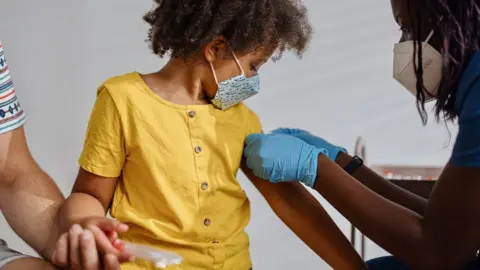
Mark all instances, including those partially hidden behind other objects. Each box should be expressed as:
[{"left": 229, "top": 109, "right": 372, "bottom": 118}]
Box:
[{"left": 210, "top": 51, "right": 260, "bottom": 110}]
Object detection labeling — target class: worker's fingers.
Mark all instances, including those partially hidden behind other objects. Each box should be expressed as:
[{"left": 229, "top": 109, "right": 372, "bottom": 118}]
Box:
[
  {"left": 69, "top": 224, "right": 84, "bottom": 270},
  {"left": 80, "top": 230, "right": 100, "bottom": 270},
  {"left": 51, "top": 233, "right": 69, "bottom": 268}
]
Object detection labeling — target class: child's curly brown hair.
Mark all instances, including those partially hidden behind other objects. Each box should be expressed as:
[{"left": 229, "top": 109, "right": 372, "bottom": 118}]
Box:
[{"left": 143, "top": 0, "right": 312, "bottom": 60}]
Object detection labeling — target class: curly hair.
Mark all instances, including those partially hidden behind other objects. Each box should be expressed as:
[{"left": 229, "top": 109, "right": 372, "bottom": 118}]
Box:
[
  {"left": 143, "top": 0, "right": 312, "bottom": 60},
  {"left": 407, "top": 0, "right": 480, "bottom": 123}
]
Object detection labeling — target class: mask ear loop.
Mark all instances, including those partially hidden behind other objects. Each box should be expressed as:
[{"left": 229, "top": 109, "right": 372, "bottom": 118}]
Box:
[
  {"left": 423, "top": 30, "right": 435, "bottom": 48},
  {"left": 209, "top": 62, "right": 220, "bottom": 85},
  {"left": 209, "top": 45, "right": 245, "bottom": 84},
  {"left": 423, "top": 16, "right": 443, "bottom": 47},
  {"left": 229, "top": 47, "right": 245, "bottom": 75},
  {"left": 424, "top": 30, "right": 435, "bottom": 43},
  {"left": 421, "top": 17, "right": 443, "bottom": 100}
]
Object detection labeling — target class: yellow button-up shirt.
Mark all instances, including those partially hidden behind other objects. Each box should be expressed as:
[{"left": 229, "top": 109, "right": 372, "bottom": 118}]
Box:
[{"left": 79, "top": 72, "right": 261, "bottom": 270}]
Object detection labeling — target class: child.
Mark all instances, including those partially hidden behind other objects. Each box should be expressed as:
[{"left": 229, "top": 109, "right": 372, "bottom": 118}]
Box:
[{"left": 59, "top": 0, "right": 366, "bottom": 269}]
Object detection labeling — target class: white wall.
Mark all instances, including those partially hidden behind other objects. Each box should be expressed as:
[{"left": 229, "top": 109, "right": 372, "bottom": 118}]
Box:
[{"left": 0, "top": 0, "right": 455, "bottom": 269}]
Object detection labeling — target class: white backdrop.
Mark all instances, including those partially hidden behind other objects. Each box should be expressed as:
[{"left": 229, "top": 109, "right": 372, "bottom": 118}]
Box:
[{"left": 0, "top": 0, "right": 456, "bottom": 269}]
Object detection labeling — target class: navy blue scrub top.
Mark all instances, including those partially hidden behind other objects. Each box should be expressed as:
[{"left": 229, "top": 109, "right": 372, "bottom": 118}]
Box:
[{"left": 451, "top": 52, "right": 480, "bottom": 167}]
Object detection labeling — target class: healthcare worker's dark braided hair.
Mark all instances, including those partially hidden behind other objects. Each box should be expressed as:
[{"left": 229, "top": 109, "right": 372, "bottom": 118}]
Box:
[
  {"left": 143, "top": 0, "right": 312, "bottom": 60},
  {"left": 408, "top": 0, "right": 480, "bottom": 123}
]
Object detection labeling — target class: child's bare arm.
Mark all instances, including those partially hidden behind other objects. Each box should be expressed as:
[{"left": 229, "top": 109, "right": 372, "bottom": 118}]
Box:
[
  {"left": 56, "top": 168, "right": 127, "bottom": 257},
  {"left": 69, "top": 168, "right": 117, "bottom": 212},
  {"left": 58, "top": 167, "right": 118, "bottom": 228},
  {"left": 241, "top": 163, "right": 366, "bottom": 270}
]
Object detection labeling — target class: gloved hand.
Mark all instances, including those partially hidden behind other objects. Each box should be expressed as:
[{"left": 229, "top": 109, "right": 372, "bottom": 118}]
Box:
[
  {"left": 244, "top": 133, "right": 328, "bottom": 188},
  {"left": 272, "top": 128, "right": 347, "bottom": 161}
]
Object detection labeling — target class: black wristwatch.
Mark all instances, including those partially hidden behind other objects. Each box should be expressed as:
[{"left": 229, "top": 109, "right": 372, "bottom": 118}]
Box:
[{"left": 343, "top": 155, "right": 363, "bottom": 175}]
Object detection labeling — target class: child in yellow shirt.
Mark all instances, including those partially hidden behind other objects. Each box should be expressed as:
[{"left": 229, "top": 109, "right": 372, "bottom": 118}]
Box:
[{"left": 58, "top": 0, "right": 366, "bottom": 269}]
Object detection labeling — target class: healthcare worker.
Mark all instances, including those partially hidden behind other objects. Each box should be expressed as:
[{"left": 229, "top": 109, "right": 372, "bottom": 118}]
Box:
[
  {"left": 0, "top": 40, "right": 130, "bottom": 270},
  {"left": 243, "top": 0, "right": 480, "bottom": 269}
]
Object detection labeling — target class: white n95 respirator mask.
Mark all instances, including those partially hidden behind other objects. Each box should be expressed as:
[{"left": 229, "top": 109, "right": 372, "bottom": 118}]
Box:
[{"left": 393, "top": 30, "right": 443, "bottom": 102}]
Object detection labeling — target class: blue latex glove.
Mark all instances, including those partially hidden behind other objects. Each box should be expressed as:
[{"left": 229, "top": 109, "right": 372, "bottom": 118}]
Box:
[
  {"left": 272, "top": 128, "right": 347, "bottom": 161},
  {"left": 244, "top": 133, "right": 328, "bottom": 188}
]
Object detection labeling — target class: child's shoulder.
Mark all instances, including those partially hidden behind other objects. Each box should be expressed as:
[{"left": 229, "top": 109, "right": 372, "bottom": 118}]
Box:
[
  {"left": 226, "top": 102, "right": 258, "bottom": 121},
  {"left": 238, "top": 103, "right": 259, "bottom": 118},
  {"left": 232, "top": 103, "right": 261, "bottom": 133},
  {"left": 100, "top": 72, "right": 143, "bottom": 92},
  {"left": 94, "top": 72, "right": 148, "bottom": 108}
]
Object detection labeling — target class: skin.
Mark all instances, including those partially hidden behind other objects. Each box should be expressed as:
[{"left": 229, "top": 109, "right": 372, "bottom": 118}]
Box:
[
  {"left": 315, "top": 151, "right": 480, "bottom": 269},
  {"left": 0, "top": 127, "right": 64, "bottom": 261},
  {"left": 308, "top": 2, "right": 480, "bottom": 268},
  {"left": 3, "top": 257, "right": 57, "bottom": 270},
  {"left": 60, "top": 37, "right": 367, "bottom": 270},
  {"left": 0, "top": 105, "right": 127, "bottom": 269},
  {"left": 52, "top": 221, "right": 132, "bottom": 269}
]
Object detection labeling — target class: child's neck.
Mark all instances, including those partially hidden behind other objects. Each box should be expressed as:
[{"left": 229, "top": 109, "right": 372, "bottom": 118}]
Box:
[{"left": 145, "top": 59, "right": 209, "bottom": 105}]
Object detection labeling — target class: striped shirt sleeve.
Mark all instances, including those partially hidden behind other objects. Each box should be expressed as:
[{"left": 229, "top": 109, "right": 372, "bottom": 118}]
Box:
[{"left": 0, "top": 41, "right": 26, "bottom": 134}]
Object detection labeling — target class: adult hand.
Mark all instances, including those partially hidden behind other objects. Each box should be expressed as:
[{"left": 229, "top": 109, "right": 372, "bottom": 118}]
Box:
[
  {"left": 244, "top": 133, "right": 327, "bottom": 188},
  {"left": 272, "top": 128, "right": 347, "bottom": 161},
  {"left": 52, "top": 218, "right": 134, "bottom": 270}
]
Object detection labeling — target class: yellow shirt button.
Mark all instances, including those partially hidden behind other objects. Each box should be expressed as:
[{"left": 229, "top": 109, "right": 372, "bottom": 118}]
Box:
[
  {"left": 201, "top": 182, "right": 209, "bottom": 190},
  {"left": 188, "top": 110, "right": 196, "bottom": 118},
  {"left": 204, "top": 218, "right": 211, "bottom": 226},
  {"left": 194, "top": 146, "right": 202, "bottom": 153}
]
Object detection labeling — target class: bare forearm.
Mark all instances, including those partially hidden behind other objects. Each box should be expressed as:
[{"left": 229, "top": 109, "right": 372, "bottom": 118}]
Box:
[
  {"left": 0, "top": 128, "right": 65, "bottom": 259},
  {"left": 314, "top": 154, "right": 438, "bottom": 268},
  {"left": 271, "top": 182, "right": 366, "bottom": 270},
  {"left": 0, "top": 160, "right": 64, "bottom": 260},
  {"left": 57, "top": 192, "right": 107, "bottom": 233},
  {"left": 335, "top": 152, "right": 428, "bottom": 215}
]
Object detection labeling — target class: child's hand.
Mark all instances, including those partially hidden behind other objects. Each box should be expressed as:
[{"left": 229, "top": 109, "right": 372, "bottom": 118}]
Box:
[{"left": 52, "top": 218, "right": 135, "bottom": 269}]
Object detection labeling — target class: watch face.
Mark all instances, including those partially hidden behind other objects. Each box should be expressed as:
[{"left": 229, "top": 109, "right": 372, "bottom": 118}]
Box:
[{"left": 345, "top": 156, "right": 363, "bottom": 174}]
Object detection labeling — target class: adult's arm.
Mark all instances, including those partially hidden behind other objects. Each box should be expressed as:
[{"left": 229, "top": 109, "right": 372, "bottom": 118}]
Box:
[
  {"left": 314, "top": 155, "right": 480, "bottom": 269},
  {"left": 0, "top": 126, "right": 65, "bottom": 260},
  {"left": 271, "top": 129, "right": 429, "bottom": 216},
  {"left": 2, "top": 257, "right": 57, "bottom": 270},
  {"left": 335, "top": 152, "right": 428, "bottom": 215}
]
